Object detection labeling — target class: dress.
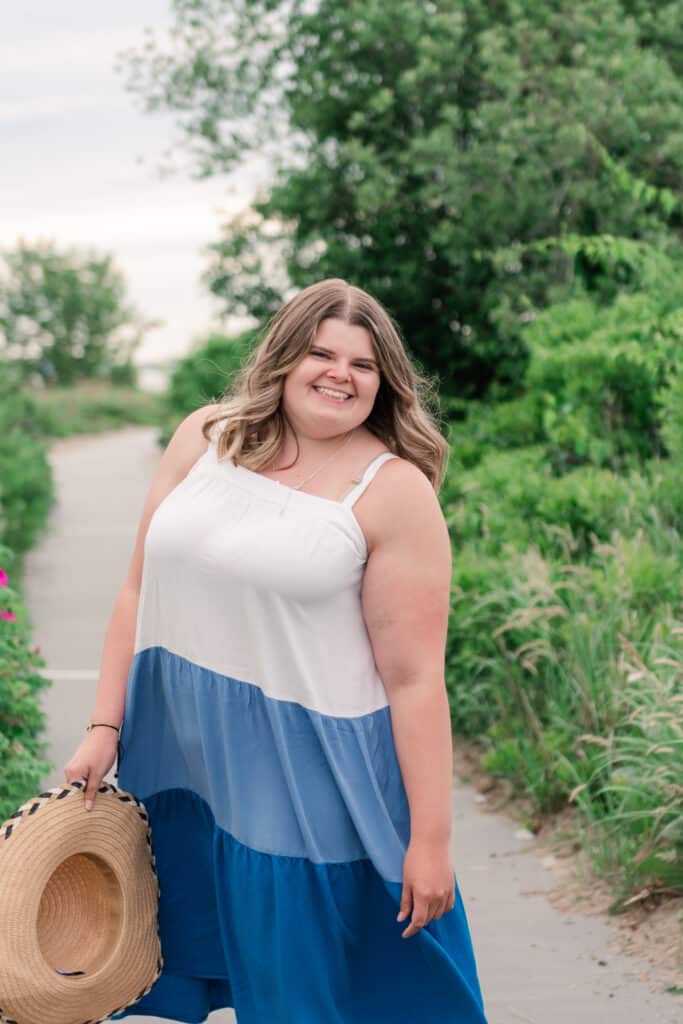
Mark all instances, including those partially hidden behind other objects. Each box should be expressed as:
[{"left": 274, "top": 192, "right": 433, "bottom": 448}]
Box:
[{"left": 111, "top": 421, "right": 489, "bottom": 1024}]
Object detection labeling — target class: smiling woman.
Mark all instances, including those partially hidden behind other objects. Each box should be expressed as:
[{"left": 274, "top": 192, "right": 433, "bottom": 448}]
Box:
[
  {"left": 269, "top": 317, "right": 384, "bottom": 468},
  {"left": 70, "top": 277, "right": 490, "bottom": 1024}
]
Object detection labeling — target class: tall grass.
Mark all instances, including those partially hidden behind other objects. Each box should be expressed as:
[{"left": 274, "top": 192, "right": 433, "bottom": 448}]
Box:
[{"left": 446, "top": 533, "right": 683, "bottom": 902}]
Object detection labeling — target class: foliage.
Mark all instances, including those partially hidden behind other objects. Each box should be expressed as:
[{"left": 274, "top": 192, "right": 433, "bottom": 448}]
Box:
[
  {"left": 27, "top": 381, "right": 165, "bottom": 438},
  {"left": 159, "top": 328, "right": 260, "bottom": 444},
  {"left": 570, "top": 636, "right": 683, "bottom": 905},
  {"left": 445, "top": 447, "right": 636, "bottom": 559},
  {"left": 658, "top": 368, "right": 683, "bottom": 461},
  {"left": 0, "top": 544, "right": 53, "bottom": 821},
  {"left": 0, "top": 365, "right": 54, "bottom": 557},
  {"left": 447, "top": 395, "right": 544, "bottom": 469},
  {"left": 447, "top": 543, "right": 683, "bottom": 895},
  {"left": 439, "top": 235, "right": 683, "bottom": 899},
  {"left": 0, "top": 240, "right": 154, "bottom": 386},
  {"left": 120, "top": 0, "right": 683, "bottom": 396},
  {"left": 444, "top": 238, "right": 683, "bottom": 480}
]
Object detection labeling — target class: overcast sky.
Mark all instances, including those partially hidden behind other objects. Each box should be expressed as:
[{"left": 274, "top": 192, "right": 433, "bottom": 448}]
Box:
[{"left": 1, "top": 1, "right": 270, "bottom": 370}]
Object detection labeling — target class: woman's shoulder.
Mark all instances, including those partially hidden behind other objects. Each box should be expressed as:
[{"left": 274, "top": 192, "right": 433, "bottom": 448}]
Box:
[
  {"left": 354, "top": 428, "right": 431, "bottom": 493},
  {"left": 366, "top": 447, "right": 430, "bottom": 487},
  {"left": 378, "top": 457, "right": 436, "bottom": 512},
  {"left": 355, "top": 445, "right": 441, "bottom": 553}
]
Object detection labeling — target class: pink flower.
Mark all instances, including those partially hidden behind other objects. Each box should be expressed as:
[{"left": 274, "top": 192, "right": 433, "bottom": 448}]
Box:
[
  {"left": 0, "top": 610, "right": 16, "bottom": 622},
  {"left": 0, "top": 568, "right": 8, "bottom": 588}
]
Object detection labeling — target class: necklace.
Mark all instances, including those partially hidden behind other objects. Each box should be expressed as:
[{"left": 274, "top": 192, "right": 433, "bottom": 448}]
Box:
[
  {"left": 274, "top": 428, "right": 356, "bottom": 491},
  {"left": 273, "top": 428, "right": 356, "bottom": 517}
]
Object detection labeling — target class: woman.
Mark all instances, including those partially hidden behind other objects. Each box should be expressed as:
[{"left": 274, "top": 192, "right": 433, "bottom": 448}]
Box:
[{"left": 65, "top": 278, "right": 489, "bottom": 1023}]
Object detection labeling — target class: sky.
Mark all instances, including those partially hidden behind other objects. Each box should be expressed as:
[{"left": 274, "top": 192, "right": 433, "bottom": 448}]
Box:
[{"left": 1, "top": 1, "right": 271, "bottom": 378}]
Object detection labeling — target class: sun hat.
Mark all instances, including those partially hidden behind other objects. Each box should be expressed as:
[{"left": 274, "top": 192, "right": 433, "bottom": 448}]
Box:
[{"left": 0, "top": 779, "right": 162, "bottom": 1024}]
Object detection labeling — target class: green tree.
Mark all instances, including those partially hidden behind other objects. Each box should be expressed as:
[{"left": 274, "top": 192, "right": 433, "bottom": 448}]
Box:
[
  {"left": 121, "top": 0, "right": 683, "bottom": 396},
  {"left": 0, "top": 240, "right": 154, "bottom": 386},
  {"left": 161, "top": 326, "right": 260, "bottom": 443}
]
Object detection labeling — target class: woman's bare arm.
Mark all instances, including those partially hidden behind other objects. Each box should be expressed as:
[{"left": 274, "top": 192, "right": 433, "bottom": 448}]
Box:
[
  {"left": 64, "top": 405, "right": 223, "bottom": 810},
  {"left": 360, "top": 459, "right": 454, "bottom": 936},
  {"left": 361, "top": 460, "right": 453, "bottom": 840}
]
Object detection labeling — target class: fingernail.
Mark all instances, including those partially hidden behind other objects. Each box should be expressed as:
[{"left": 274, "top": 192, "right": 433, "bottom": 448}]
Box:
[
  {"left": 85, "top": 800, "right": 93, "bottom": 811},
  {"left": 396, "top": 911, "right": 405, "bottom": 922}
]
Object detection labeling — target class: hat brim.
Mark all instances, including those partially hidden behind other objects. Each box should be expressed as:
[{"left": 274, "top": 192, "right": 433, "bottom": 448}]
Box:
[{"left": 0, "top": 781, "right": 162, "bottom": 1024}]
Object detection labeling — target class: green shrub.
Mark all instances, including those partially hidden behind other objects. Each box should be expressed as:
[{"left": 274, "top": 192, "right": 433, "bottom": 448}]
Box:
[
  {"left": 0, "top": 544, "right": 52, "bottom": 820},
  {"left": 446, "top": 394, "right": 544, "bottom": 470},
  {"left": 108, "top": 359, "right": 139, "bottom": 387},
  {"left": 639, "top": 458, "right": 683, "bottom": 540},
  {"left": 657, "top": 366, "right": 683, "bottom": 462},
  {"left": 26, "top": 382, "right": 163, "bottom": 437},
  {"left": 445, "top": 543, "right": 518, "bottom": 736},
  {"left": 535, "top": 466, "right": 631, "bottom": 554},
  {"left": 0, "top": 372, "right": 54, "bottom": 556},
  {"left": 158, "top": 328, "right": 261, "bottom": 445},
  {"left": 440, "top": 258, "right": 683, "bottom": 899},
  {"left": 445, "top": 448, "right": 631, "bottom": 559},
  {"left": 524, "top": 291, "right": 683, "bottom": 471},
  {"left": 444, "top": 446, "right": 549, "bottom": 553},
  {"left": 591, "top": 532, "right": 682, "bottom": 613}
]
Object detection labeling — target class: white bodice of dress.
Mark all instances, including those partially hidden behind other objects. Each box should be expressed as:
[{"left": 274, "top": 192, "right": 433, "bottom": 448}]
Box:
[{"left": 134, "top": 429, "right": 399, "bottom": 718}]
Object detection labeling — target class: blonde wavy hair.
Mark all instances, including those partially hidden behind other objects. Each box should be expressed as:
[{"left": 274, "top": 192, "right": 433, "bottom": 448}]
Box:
[{"left": 202, "top": 278, "right": 450, "bottom": 490}]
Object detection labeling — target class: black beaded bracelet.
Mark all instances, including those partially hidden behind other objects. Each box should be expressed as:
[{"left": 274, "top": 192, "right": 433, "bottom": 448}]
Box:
[{"left": 86, "top": 722, "right": 121, "bottom": 733}]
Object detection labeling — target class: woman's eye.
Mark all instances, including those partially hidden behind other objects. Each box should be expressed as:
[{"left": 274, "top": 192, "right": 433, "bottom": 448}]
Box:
[{"left": 310, "top": 350, "right": 373, "bottom": 370}]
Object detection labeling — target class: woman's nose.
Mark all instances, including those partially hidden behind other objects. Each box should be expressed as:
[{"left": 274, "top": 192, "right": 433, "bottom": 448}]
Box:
[{"left": 326, "top": 363, "right": 351, "bottom": 379}]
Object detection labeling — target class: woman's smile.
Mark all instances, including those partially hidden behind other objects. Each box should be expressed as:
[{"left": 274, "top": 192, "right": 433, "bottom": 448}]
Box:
[{"left": 311, "top": 384, "right": 353, "bottom": 403}]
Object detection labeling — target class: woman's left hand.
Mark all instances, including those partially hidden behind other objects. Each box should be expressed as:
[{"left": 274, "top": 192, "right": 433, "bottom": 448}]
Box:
[{"left": 396, "top": 837, "right": 456, "bottom": 939}]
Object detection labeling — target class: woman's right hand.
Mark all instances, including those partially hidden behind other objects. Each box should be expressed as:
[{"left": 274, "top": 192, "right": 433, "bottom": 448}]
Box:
[{"left": 64, "top": 728, "right": 120, "bottom": 810}]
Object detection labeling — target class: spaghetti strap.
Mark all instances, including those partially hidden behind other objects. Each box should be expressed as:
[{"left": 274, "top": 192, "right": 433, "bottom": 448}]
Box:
[{"left": 341, "top": 451, "right": 398, "bottom": 507}]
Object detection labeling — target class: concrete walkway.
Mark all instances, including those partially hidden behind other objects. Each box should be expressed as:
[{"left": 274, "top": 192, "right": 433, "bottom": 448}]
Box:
[{"left": 21, "top": 426, "right": 681, "bottom": 1024}]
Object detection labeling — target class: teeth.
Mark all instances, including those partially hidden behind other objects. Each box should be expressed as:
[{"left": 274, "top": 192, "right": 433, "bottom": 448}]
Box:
[{"left": 314, "top": 386, "right": 351, "bottom": 400}]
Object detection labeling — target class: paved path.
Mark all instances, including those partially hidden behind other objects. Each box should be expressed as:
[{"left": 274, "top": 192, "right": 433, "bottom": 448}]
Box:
[{"left": 22, "top": 426, "right": 681, "bottom": 1024}]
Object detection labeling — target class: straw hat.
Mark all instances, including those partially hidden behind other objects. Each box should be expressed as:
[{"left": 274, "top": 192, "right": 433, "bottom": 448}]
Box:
[{"left": 0, "top": 779, "right": 162, "bottom": 1024}]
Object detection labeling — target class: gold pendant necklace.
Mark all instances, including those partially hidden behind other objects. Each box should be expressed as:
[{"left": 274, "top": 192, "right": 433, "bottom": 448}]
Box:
[{"left": 276, "top": 428, "right": 356, "bottom": 515}]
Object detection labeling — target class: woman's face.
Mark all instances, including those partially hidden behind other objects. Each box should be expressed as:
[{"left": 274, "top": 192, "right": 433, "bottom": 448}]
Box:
[{"left": 281, "top": 318, "right": 381, "bottom": 437}]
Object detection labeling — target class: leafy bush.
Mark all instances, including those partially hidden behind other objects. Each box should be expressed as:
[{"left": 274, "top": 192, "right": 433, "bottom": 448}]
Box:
[
  {"left": 525, "top": 291, "right": 683, "bottom": 470},
  {"left": 446, "top": 395, "right": 544, "bottom": 470},
  {"left": 657, "top": 367, "right": 683, "bottom": 462},
  {"left": 0, "top": 545, "right": 52, "bottom": 820},
  {"left": 159, "top": 328, "right": 260, "bottom": 444},
  {"left": 27, "top": 381, "right": 163, "bottom": 438},
  {"left": 0, "top": 368, "right": 54, "bottom": 556},
  {"left": 446, "top": 449, "right": 632, "bottom": 559}
]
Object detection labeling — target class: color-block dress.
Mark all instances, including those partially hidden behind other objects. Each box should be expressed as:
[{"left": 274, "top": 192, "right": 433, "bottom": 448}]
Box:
[{"left": 111, "top": 421, "right": 489, "bottom": 1024}]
